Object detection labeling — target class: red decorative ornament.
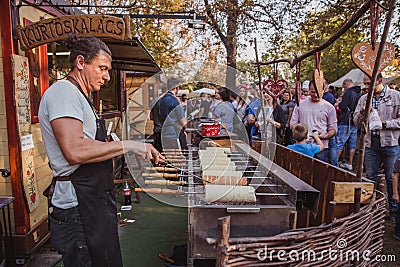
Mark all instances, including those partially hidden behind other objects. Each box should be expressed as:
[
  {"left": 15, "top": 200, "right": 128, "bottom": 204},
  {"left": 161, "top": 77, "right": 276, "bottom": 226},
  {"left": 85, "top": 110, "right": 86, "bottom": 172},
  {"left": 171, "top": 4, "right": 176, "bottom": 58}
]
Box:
[{"left": 263, "top": 79, "right": 288, "bottom": 99}]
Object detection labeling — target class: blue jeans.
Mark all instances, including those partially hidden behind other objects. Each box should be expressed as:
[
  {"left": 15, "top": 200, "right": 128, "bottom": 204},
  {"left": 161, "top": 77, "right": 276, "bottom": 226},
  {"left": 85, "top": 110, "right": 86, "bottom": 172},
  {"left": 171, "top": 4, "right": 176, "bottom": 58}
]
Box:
[
  {"left": 315, "top": 148, "right": 328, "bottom": 163},
  {"left": 328, "top": 136, "right": 338, "bottom": 166},
  {"left": 336, "top": 125, "right": 358, "bottom": 151},
  {"left": 396, "top": 205, "right": 400, "bottom": 237},
  {"left": 364, "top": 136, "right": 399, "bottom": 212},
  {"left": 50, "top": 206, "right": 91, "bottom": 267}
]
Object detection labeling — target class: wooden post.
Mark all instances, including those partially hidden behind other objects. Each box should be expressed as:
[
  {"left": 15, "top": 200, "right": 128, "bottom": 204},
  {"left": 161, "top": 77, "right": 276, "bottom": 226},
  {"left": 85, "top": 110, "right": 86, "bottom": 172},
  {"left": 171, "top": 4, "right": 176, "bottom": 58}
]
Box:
[
  {"left": 216, "top": 216, "right": 230, "bottom": 267},
  {"left": 329, "top": 201, "right": 336, "bottom": 223},
  {"left": 354, "top": 186, "right": 361, "bottom": 213},
  {"left": 377, "top": 174, "right": 386, "bottom": 200},
  {"left": 289, "top": 211, "right": 297, "bottom": 229}
]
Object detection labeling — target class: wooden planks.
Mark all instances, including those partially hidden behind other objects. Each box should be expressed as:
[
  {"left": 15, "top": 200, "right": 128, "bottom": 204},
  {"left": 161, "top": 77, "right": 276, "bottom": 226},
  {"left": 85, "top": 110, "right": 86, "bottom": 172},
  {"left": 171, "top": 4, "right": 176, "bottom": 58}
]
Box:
[
  {"left": 332, "top": 182, "right": 374, "bottom": 204},
  {"left": 273, "top": 144, "right": 359, "bottom": 227}
]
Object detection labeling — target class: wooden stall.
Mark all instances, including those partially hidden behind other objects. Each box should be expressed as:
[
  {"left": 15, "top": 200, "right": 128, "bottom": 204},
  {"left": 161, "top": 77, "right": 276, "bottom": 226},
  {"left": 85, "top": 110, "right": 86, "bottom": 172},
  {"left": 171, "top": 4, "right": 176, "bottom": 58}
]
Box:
[
  {"left": 214, "top": 142, "right": 383, "bottom": 266},
  {"left": 273, "top": 143, "right": 374, "bottom": 228},
  {"left": 217, "top": 191, "right": 385, "bottom": 266},
  {"left": 251, "top": 142, "right": 375, "bottom": 227},
  {"left": 0, "top": 1, "right": 160, "bottom": 264}
]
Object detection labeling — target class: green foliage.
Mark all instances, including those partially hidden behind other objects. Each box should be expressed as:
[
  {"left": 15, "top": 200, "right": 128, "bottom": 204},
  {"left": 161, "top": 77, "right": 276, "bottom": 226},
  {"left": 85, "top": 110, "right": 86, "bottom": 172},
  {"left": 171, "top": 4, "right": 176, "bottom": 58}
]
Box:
[
  {"left": 79, "top": 0, "right": 400, "bottom": 78},
  {"left": 202, "top": 0, "right": 400, "bottom": 84},
  {"left": 127, "top": 0, "right": 194, "bottom": 68},
  {"left": 280, "top": 1, "right": 371, "bottom": 83}
]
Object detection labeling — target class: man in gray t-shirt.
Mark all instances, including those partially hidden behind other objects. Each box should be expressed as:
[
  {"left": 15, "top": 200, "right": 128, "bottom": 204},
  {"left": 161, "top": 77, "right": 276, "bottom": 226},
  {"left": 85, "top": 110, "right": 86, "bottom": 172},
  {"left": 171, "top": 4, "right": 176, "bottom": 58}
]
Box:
[
  {"left": 39, "top": 80, "right": 96, "bottom": 208},
  {"left": 39, "top": 36, "right": 163, "bottom": 267}
]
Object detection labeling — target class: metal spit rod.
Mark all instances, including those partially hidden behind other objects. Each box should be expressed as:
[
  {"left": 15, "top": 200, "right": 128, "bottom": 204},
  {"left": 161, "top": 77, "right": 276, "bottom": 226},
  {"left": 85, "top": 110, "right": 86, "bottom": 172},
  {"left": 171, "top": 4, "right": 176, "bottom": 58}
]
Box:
[
  {"left": 141, "top": 172, "right": 271, "bottom": 180},
  {"left": 145, "top": 166, "right": 262, "bottom": 173}
]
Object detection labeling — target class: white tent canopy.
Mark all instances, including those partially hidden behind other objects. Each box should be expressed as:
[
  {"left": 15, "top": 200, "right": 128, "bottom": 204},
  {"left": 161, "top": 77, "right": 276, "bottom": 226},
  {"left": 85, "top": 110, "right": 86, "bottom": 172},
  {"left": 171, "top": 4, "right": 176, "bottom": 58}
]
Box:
[
  {"left": 330, "top": 68, "right": 400, "bottom": 88},
  {"left": 330, "top": 69, "right": 365, "bottom": 88},
  {"left": 189, "top": 88, "right": 215, "bottom": 98},
  {"left": 383, "top": 76, "right": 400, "bottom": 85},
  {"left": 176, "top": 89, "right": 190, "bottom": 97}
]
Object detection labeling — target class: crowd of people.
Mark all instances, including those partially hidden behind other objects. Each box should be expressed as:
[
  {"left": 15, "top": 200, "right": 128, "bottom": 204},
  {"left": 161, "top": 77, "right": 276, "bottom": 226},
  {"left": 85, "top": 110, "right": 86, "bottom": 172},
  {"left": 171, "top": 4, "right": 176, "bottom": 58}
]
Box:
[
  {"left": 36, "top": 34, "right": 399, "bottom": 267},
  {"left": 175, "top": 74, "right": 400, "bottom": 238},
  {"left": 149, "top": 73, "right": 400, "bottom": 240}
]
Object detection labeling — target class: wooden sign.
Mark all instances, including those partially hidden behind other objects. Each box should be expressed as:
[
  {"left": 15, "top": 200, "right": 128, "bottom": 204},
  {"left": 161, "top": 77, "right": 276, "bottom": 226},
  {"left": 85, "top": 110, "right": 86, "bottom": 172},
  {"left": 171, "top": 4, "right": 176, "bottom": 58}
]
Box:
[
  {"left": 17, "top": 15, "right": 127, "bottom": 51},
  {"left": 351, "top": 42, "right": 395, "bottom": 77},
  {"left": 312, "top": 69, "right": 324, "bottom": 98},
  {"left": 12, "top": 55, "right": 40, "bottom": 212},
  {"left": 263, "top": 79, "right": 288, "bottom": 99}
]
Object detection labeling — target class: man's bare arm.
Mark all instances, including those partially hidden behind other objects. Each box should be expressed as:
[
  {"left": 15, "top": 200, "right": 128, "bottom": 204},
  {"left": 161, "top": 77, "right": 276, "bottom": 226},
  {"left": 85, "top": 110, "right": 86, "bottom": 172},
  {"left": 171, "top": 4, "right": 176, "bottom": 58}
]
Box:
[{"left": 51, "top": 117, "right": 163, "bottom": 165}]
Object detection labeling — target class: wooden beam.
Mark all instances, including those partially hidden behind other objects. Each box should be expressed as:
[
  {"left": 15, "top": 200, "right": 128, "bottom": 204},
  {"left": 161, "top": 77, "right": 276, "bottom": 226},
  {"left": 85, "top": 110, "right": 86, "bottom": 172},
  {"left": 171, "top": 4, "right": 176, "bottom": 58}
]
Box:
[
  {"left": 1, "top": 0, "right": 30, "bottom": 233},
  {"left": 216, "top": 216, "right": 230, "bottom": 267},
  {"left": 332, "top": 182, "right": 374, "bottom": 204}
]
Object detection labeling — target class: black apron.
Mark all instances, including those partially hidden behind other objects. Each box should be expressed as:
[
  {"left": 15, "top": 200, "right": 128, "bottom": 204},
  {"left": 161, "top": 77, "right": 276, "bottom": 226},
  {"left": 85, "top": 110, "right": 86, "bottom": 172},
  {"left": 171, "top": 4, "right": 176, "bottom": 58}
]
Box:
[{"left": 68, "top": 77, "right": 123, "bottom": 267}]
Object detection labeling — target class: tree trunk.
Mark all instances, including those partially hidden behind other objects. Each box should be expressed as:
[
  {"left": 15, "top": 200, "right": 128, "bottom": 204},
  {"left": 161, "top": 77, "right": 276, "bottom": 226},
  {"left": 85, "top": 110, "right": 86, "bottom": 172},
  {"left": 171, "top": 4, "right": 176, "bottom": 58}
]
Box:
[{"left": 225, "top": 0, "right": 238, "bottom": 90}]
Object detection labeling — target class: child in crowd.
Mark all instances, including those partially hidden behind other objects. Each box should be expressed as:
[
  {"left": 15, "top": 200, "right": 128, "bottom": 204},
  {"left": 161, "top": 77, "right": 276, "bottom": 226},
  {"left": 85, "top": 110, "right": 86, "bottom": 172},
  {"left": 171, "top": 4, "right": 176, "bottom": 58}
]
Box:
[
  {"left": 287, "top": 123, "right": 323, "bottom": 157},
  {"left": 392, "top": 157, "right": 400, "bottom": 240}
]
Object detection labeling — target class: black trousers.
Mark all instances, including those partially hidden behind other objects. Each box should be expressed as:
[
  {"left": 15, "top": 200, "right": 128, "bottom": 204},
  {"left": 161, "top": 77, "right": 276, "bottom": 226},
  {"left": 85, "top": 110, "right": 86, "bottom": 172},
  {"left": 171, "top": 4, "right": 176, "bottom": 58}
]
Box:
[
  {"left": 153, "top": 132, "right": 162, "bottom": 152},
  {"left": 50, "top": 206, "right": 91, "bottom": 267}
]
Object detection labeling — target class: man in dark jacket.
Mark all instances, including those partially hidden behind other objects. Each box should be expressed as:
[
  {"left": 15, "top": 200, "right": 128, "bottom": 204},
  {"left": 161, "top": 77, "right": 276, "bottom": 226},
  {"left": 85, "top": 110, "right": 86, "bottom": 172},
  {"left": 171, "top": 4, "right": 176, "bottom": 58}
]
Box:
[
  {"left": 159, "top": 78, "right": 188, "bottom": 150},
  {"left": 150, "top": 83, "right": 168, "bottom": 152},
  {"left": 337, "top": 78, "right": 361, "bottom": 170}
]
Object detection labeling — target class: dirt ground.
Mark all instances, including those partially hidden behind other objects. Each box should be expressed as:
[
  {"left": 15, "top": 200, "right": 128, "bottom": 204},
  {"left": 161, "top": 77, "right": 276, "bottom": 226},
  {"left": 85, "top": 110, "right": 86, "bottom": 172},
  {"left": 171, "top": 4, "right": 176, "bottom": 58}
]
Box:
[{"left": 382, "top": 218, "right": 400, "bottom": 266}]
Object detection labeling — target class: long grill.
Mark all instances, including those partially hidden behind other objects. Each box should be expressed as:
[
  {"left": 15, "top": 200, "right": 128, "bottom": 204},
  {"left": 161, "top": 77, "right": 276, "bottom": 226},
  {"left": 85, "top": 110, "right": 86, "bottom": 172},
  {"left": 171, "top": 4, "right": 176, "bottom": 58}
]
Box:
[
  {"left": 187, "top": 143, "right": 319, "bottom": 264},
  {"left": 141, "top": 142, "right": 320, "bottom": 265}
]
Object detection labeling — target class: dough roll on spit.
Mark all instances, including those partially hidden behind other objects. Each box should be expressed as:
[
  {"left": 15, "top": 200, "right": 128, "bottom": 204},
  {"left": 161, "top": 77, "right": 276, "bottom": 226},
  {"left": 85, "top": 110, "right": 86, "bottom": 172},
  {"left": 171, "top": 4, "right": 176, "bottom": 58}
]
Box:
[
  {"left": 202, "top": 163, "right": 237, "bottom": 171},
  {"left": 202, "top": 147, "right": 231, "bottom": 153},
  {"left": 202, "top": 170, "right": 243, "bottom": 177},
  {"left": 202, "top": 175, "right": 247, "bottom": 186},
  {"left": 200, "top": 156, "right": 231, "bottom": 165},
  {"left": 205, "top": 185, "right": 256, "bottom": 203},
  {"left": 200, "top": 148, "right": 236, "bottom": 169}
]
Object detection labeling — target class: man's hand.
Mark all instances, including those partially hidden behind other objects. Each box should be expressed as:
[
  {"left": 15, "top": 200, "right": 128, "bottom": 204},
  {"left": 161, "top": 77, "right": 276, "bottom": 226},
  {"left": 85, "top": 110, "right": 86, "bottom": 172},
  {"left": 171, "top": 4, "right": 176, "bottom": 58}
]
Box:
[
  {"left": 145, "top": 143, "right": 165, "bottom": 164},
  {"left": 311, "top": 132, "right": 320, "bottom": 140},
  {"left": 124, "top": 141, "right": 165, "bottom": 164}
]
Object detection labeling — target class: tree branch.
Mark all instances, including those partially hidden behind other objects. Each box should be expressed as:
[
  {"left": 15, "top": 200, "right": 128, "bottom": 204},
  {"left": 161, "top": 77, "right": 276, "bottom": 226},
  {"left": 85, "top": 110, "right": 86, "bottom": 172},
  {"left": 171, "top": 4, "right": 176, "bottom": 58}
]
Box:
[
  {"left": 242, "top": 11, "right": 280, "bottom": 30},
  {"left": 204, "top": 0, "right": 227, "bottom": 45},
  {"left": 256, "top": 0, "right": 371, "bottom": 68}
]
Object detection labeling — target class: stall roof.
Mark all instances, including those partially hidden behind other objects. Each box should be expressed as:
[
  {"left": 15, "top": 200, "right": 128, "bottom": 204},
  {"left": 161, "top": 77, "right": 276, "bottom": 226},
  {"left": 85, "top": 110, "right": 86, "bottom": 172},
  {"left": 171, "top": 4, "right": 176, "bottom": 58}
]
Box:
[
  {"left": 103, "top": 37, "right": 161, "bottom": 74},
  {"left": 383, "top": 75, "right": 400, "bottom": 85},
  {"left": 330, "top": 69, "right": 365, "bottom": 88}
]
